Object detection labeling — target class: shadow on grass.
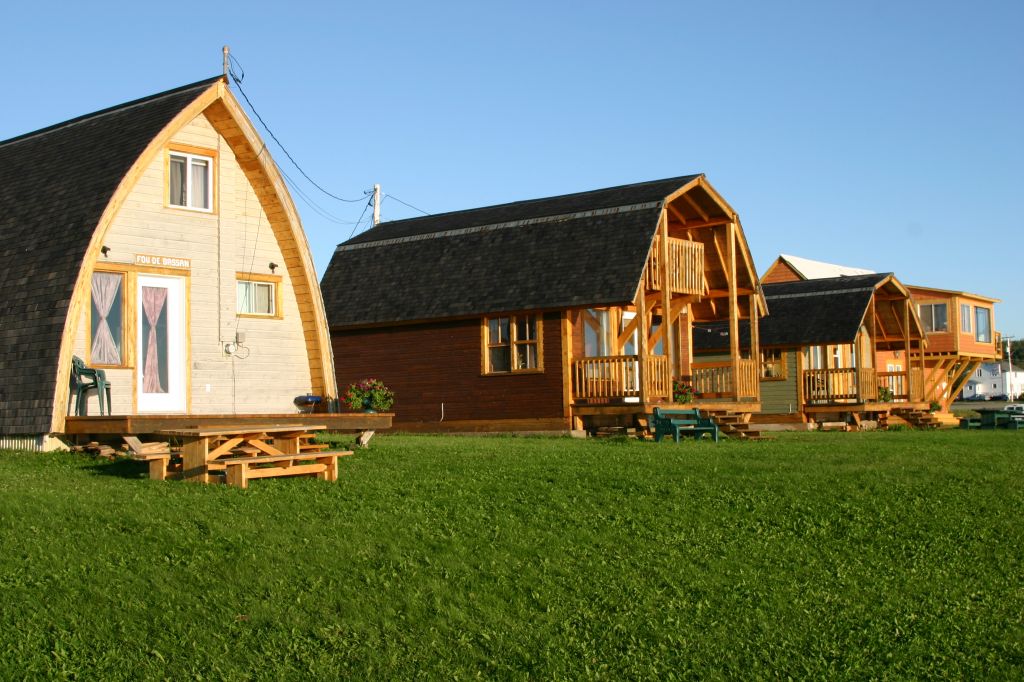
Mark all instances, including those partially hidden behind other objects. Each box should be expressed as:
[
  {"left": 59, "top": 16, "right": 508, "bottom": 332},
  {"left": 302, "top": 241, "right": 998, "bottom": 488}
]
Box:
[{"left": 83, "top": 457, "right": 150, "bottom": 480}]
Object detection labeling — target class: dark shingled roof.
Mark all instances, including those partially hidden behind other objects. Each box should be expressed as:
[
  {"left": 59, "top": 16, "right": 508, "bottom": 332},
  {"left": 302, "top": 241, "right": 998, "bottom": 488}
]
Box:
[
  {"left": 694, "top": 273, "right": 891, "bottom": 351},
  {"left": 322, "top": 175, "right": 701, "bottom": 327},
  {"left": 0, "top": 77, "right": 220, "bottom": 435}
]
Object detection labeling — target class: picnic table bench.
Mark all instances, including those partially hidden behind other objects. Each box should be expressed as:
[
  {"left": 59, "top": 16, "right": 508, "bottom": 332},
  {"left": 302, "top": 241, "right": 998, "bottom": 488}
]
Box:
[
  {"left": 975, "top": 410, "right": 1024, "bottom": 430},
  {"left": 156, "top": 424, "right": 355, "bottom": 487},
  {"left": 218, "top": 450, "right": 353, "bottom": 489},
  {"left": 650, "top": 407, "right": 720, "bottom": 443}
]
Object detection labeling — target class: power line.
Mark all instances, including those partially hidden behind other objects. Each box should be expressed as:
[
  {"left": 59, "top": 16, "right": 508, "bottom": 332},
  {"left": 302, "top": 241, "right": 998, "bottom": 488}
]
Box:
[
  {"left": 346, "top": 197, "right": 375, "bottom": 241},
  {"left": 227, "top": 57, "right": 368, "bottom": 203},
  {"left": 383, "top": 193, "right": 430, "bottom": 216}
]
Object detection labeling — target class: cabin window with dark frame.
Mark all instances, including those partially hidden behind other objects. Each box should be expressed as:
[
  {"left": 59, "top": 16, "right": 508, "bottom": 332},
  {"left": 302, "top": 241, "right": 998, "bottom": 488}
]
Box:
[
  {"left": 484, "top": 315, "right": 542, "bottom": 374},
  {"left": 975, "top": 306, "right": 991, "bottom": 343},
  {"left": 90, "top": 271, "right": 126, "bottom": 367},
  {"left": 918, "top": 303, "right": 948, "bottom": 333},
  {"left": 169, "top": 150, "right": 212, "bottom": 211},
  {"left": 760, "top": 349, "right": 787, "bottom": 380}
]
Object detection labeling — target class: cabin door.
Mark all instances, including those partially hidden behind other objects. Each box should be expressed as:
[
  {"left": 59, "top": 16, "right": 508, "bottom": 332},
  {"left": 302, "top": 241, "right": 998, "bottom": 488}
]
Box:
[{"left": 136, "top": 275, "right": 187, "bottom": 413}]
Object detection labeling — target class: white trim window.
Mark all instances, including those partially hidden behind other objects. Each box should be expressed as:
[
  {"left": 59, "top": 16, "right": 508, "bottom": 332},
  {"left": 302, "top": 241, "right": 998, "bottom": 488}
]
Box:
[
  {"left": 169, "top": 151, "right": 212, "bottom": 211},
  {"left": 237, "top": 279, "right": 276, "bottom": 317}
]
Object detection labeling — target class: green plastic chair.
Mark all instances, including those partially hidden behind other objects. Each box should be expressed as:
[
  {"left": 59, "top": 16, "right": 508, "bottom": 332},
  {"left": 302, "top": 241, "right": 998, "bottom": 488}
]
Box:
[{"left": 71, "top": 356, "right": 111, "bottom": 416}]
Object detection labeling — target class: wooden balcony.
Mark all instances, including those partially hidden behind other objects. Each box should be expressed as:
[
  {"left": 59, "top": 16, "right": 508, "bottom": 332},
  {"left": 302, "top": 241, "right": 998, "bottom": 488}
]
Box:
[
  {"left": 877, "top": 368, "right": 924, "bottom": 402},
  {"left": 803, "top": 367, "right": 923, "bottom": 405},
  {"left": 573, "top": 355, "right": 670, "bottom": 401},
  {"left": 644, "top": 236, "right": 704, "bottom": 295},
  {"left": 690, "top": 359, "right": 758, "bottom": 400}
]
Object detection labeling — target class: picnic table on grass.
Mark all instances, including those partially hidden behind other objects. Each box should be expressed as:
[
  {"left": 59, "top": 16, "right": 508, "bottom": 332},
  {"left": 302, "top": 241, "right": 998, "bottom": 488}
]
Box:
[
  {"left": 155, "top": 424, "right": 352, "bottom": 488},
  {"left": 970, "top": 409, "right": 1024, "bottom": 430}
]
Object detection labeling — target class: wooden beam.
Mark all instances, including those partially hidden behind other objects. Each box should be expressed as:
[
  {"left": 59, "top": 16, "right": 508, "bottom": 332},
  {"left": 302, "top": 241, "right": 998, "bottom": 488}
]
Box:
[
  {"left": 706, "top": 287, "right": 756, "bottom": 298},
  {"left": 711, "top": 231, "right": 730, "bottom": 288},
  {"left": 666, "top": 202, "right": 688, "bottom": 226},
  {"left": 682, "top": 193, "right": 709, "bottom": 222},
  {"left": 659, "top": 211, "right": 675, "bottom": 376},
  {"left": 728, "top": 221, "right": 740, "bottom": 392},
  {"left": 560, "top": 312, "right": 573, "bottom": 423},
  {"left": 636, "top": 287, "right": 649, "bottom": 404},
  {"left": 749, "top": 292, "right": 760, "bottom": 401}
]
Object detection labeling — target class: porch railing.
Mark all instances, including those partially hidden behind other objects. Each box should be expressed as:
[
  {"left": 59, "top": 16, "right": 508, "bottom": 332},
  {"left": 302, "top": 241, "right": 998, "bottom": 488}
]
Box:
[
  {"left": 803, "top": 368, "right": 878, "bottom": 403},
  {"left": 573, "top": 355, "right": 671, "bottom": 401},
  {"left": 644, "top": 236, "right": 704, "bottom": 295},
  {"left": 877, "top": 368, "right": 924, "bottom": 402},
  {"left": 691, "top": 359, "right": 758, "bottom": 399}
]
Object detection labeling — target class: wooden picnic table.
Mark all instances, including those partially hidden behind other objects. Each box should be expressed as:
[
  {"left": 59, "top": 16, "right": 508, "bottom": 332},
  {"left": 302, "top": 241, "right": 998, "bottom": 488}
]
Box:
[{"left": 157, "top": 424, "right": 328, "bottom": 484}]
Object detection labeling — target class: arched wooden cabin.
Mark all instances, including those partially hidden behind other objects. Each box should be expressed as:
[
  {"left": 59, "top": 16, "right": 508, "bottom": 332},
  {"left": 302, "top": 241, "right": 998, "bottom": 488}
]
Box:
[
  {"left": 322, "top": 175, "right": 766, "bottom": 434},
  {"left": 0, "top": 77, "right": 362, "bottom": 450}
]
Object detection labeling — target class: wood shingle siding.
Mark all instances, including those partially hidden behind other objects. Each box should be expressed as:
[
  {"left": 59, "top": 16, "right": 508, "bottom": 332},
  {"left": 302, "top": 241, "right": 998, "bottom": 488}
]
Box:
[{"left": 0, "top": 78, "right": 220, "bottom": 435}]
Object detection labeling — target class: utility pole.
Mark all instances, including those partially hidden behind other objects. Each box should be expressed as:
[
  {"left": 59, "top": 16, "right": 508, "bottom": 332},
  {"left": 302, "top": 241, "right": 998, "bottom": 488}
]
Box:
[
  {"left": 372, "top": 184, "right": 381, "bottom": 226},
  {"left": 1006, "top": 335, "right": 1016, "bottom": 401}
]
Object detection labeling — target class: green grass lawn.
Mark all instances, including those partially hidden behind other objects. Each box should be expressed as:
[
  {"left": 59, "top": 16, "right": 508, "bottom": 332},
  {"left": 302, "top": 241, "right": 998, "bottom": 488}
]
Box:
[{"left": 1, "top": 431, "right": 1022, "bottom": 679}]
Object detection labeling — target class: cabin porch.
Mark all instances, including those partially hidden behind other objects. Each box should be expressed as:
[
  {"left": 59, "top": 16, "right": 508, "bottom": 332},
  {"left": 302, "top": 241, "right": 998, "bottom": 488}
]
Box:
[
  {"left": 62, "top": 412, "right": 391, "bottom": 438},
  {"left": 565, "top": 180, "right": 764, "bottom": 435}
]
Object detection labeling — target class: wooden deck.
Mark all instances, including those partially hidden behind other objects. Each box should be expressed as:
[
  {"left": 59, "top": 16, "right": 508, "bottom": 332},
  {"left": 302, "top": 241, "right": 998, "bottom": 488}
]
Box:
[{"left": 63, "top": 412, "right": 392, "bottom": 435}]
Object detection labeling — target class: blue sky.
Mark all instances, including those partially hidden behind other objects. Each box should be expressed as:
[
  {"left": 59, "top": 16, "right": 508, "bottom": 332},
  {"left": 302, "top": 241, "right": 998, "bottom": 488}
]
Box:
[{"left": 3, "top": 1, "right": 1022, "bottom": 335}]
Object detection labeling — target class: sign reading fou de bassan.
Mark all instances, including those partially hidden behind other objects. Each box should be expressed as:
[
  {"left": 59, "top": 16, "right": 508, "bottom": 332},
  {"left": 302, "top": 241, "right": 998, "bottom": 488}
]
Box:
[{"left": 135, "top": 254, "right": 191, "bottom": 269}]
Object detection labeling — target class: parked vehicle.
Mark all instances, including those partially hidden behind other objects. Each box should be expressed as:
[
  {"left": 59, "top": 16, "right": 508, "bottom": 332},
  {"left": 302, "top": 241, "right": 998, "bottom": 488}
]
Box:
[
  {"left": 989, "top": 394, "right": 1009, "bottom": 402},
  {"left": 963, "top": 394, "right": 989, "bottom": 402},
  {"left": 1004, "top": 404, "right": 1024, "bottom": 414}
]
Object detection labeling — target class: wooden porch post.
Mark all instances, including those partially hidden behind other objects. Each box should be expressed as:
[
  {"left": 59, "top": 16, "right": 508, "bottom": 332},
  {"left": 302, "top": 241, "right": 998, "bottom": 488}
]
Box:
[
  {"left": 903, "top": 299, "right": 911, "bottom": 399},
  {"left": 682, "top": 304, "right": 693, "bottom": 377},
  {"left": 727, "top": 221, "right": 740, "bottom": 397},
  {"left": 636, "top": 288, "right": 649, "bottom": 405},
  {"left": 869, "top": 296, "right": 878, "bottom": 373},
  {"left": 749, "top": 293, "right": 760, "bottom": 401},
  {"left": 659, "top": 210, "right": 675, "bottom": 377}
]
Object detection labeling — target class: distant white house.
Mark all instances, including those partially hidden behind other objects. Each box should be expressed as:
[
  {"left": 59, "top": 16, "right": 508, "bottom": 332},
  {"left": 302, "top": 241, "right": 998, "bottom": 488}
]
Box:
[{"left": 962, "top": 361, "right": 1024, "bottom": 400}]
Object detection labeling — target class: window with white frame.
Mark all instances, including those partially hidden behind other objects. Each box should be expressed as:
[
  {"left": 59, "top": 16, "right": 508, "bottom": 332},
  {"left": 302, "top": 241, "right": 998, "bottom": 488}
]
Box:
[
  {"left": 237, "top": 277, "right": 278, "bottom": 317},
  {"left": 960, "top": 304, "right": 972, "bottom": 334},
  {"left": 975, "top": 306, "right": 991, "bottom": 343},
  {"left": 918, "top": 303, "right": 948, "bottom": 333},
  {"left": 169, "top": 150, "right": 212, "bottom": 210}
]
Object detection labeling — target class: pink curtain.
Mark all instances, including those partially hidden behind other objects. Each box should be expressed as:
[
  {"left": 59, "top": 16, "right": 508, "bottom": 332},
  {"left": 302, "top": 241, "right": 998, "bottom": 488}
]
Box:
[
  {"left": 91, "top": 273, "right": 121, "bottom": 365},
  {"left": 142, "top": 286, "right": 168, "bottom": 394}
]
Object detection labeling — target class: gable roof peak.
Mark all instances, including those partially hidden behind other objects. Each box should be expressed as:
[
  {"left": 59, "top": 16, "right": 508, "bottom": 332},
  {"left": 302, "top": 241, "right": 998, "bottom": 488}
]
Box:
[{"left": 777, "top": 253, "right": 875, "bottom": 280}]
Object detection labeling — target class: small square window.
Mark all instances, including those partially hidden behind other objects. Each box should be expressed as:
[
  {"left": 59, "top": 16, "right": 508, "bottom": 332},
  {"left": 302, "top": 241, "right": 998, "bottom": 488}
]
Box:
[
  {"left": 169, "top": 150, "right": 213, "bottom": 211},
  {"left": 483, "top": 314, "right": 542, "bottom": 374},
  {"left": 237, "top": 278, "right": 278, "bottom": 317}
]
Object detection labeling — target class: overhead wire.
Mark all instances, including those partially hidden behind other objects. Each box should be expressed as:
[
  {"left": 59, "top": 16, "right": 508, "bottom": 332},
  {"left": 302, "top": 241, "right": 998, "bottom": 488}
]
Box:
[
  {"left": 383, "top": 193, "right": 430, "bottom": 216},
  {"left": 227, "top": 56, "right": 368, "bottom": 203}
]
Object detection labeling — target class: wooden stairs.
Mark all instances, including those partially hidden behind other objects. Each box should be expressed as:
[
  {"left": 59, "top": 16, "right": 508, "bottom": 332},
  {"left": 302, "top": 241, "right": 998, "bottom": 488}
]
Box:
[
  {"left": 703, "top": 410, "right": 769, "bottom": 440},
  {"left": 891, "top": 408, "right": 958, "bottom": 429}
]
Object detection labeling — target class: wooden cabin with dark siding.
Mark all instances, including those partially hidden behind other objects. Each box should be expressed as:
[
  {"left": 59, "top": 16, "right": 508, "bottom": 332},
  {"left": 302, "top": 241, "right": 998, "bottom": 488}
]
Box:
[
  {"left": 694, "top": 273, "right": 927, "bottom": 426},
  {"left": 322, "top": 175, "right": 766, "bottom": 433}
]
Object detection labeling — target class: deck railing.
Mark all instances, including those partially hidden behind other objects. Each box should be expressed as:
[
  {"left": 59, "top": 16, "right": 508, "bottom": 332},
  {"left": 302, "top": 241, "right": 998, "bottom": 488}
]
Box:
[
  {"left": 691, "top": 359, "right": 758, "bottom": 399},
  {"left": 573, "top": 355, "right": 671, "bottom": 401},
  {"left": 803, "top": 368, "right": 878, "bottom": 403},
  {"left": 644, "top": 236, "right": 704, "bottom": 295},
  {"left": 877, "top": 368, "right": 924, "bottom": 402}
]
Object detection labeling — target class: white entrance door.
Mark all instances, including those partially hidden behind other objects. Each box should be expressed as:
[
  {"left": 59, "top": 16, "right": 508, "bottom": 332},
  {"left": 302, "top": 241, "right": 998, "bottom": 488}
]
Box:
[{"left": 137, "top": 275, "right": 186, "bottom": 413}]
